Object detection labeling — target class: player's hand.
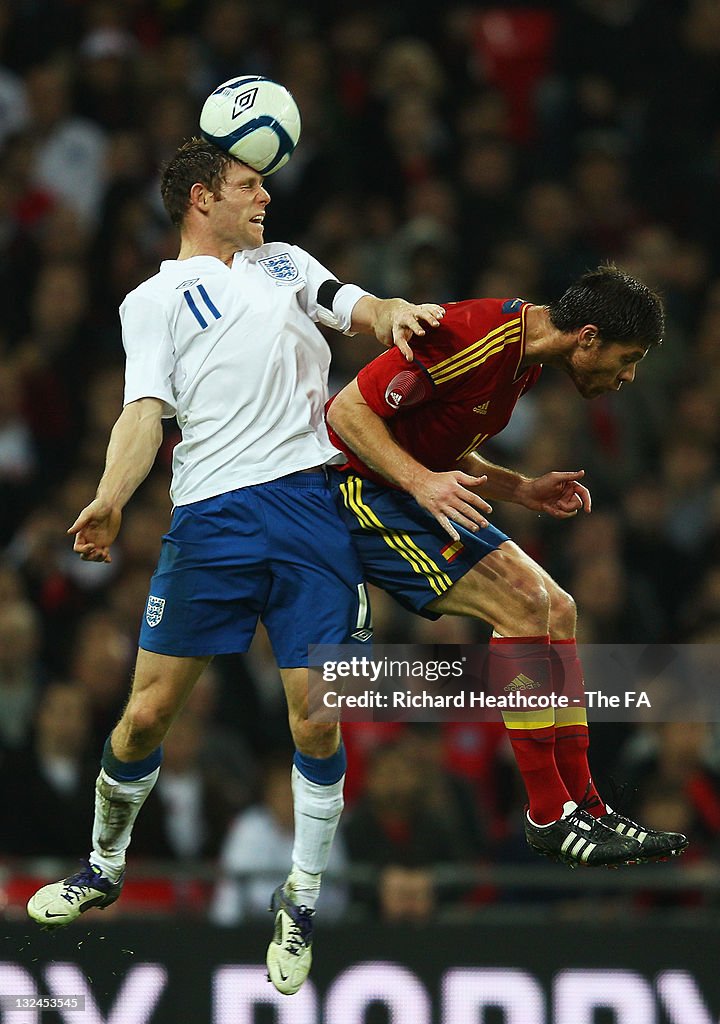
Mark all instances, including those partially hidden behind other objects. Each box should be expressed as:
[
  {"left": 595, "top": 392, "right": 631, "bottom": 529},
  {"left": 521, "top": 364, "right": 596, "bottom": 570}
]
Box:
[
  {"left": 68, "top": 499, "right": 123, "bottom": 563},
  {"left": 411, "top": 472, "right": 493, "bottom": 541},
  {"left": 516, "top": 470, "right": 591, "bottom": 519},
  {"left": 373, "top": 299, "right": 445, "bottom": 361}
]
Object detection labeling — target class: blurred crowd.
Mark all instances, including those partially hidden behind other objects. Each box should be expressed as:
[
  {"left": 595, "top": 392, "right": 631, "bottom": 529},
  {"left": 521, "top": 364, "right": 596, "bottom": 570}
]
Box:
[{"left": 2, "top": 0, "right": 720, "bottom": 921}]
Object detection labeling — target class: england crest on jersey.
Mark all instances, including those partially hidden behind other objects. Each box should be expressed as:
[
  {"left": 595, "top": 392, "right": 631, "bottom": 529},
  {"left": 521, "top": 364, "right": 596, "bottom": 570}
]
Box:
[
  {"left": 146, "top": 595, "right": 165, "bottom": 628},
  {"left": 258, "top": 252, "right": 299, "bottom": 284}
]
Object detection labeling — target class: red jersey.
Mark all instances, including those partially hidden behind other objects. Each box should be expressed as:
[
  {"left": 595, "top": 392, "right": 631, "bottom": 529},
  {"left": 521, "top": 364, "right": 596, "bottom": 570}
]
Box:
[{"left": 326, "top": 298, "right": 542, "bottom": 485}]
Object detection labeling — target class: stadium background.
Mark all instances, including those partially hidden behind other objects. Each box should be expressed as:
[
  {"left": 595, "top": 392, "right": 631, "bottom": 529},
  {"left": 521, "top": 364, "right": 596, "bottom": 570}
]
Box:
[{"left": 1, "top": 0, "right": 720, "bottom": 1020}]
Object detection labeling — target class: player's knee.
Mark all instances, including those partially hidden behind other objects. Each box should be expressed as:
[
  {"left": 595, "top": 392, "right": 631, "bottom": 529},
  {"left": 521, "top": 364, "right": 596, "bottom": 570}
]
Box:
[
  {"left": 548, "top": 584, "right": 577, "bottom": 637},
  {"left": 122, "top": 700, "right": 174, "bottom": 748},
  {"left": 292, "top": 720, "right": 340, "bottom": 759},
  {"left": 507, "top": 568, "right": 550, "bottom": 633}
]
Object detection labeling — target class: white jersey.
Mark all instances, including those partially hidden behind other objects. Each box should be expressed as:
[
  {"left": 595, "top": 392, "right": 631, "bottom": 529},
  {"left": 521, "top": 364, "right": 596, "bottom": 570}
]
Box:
[{"left": 120, "top": 242, "right": 369, "bottom": 506}]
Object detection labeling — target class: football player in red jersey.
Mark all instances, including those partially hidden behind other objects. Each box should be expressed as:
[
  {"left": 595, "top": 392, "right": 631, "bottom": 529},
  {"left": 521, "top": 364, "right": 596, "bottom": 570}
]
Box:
[{"left": 326, "top": 264, "right": 688, "bottom": 868}]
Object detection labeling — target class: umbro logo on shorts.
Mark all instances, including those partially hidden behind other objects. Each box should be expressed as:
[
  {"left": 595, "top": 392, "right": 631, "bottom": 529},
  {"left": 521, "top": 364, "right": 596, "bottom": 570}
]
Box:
[
  {"left": 352, "top": 628, "right": 373, "bottom": 642},
  {"left": 146, "top": 596, "right": 166, "bottom": 628}
]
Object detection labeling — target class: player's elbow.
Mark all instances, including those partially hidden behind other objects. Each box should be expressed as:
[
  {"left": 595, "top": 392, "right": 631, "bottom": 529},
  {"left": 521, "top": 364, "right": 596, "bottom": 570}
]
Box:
[{"left": 326, "top": 386, "right": 354, "bottom": 435}]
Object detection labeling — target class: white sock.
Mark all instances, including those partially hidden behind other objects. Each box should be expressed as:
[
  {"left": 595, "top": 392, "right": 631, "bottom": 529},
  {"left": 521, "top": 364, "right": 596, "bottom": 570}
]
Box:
[
  {"left": 90, "top": 767, "right": 160, "bottom": 881},
  {"left": 287, "top": 764, "right": 344, "bottom": 908},
  {"left": 285, "top": 867, "right": 322, "bottom": 910}
]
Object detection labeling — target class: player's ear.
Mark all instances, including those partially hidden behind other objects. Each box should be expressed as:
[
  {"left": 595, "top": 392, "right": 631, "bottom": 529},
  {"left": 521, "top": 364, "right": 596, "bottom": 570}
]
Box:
[
  {"left": 190, "top": 182, "right": 212, "bottom": 211},
  {"left": 578, "top": 324, "right": 600, "bottom": 349}
]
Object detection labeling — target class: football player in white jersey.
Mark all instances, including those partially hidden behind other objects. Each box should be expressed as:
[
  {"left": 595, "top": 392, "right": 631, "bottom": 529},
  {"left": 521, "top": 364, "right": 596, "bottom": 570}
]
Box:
[{"left": 27, "top": 138, "right": 450, "bottom": 995}]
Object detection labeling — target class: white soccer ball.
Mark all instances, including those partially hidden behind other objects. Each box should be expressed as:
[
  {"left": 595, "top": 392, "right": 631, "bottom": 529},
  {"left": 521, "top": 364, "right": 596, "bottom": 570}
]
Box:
[{"left": 199, "top": 76, "right": 301, "bottom": 175}]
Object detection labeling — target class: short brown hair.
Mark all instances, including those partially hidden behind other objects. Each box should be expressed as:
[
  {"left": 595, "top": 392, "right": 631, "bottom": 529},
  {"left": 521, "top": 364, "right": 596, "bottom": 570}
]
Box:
[{"left": 160, "top": 137, "right": 239, "bottom": 227}]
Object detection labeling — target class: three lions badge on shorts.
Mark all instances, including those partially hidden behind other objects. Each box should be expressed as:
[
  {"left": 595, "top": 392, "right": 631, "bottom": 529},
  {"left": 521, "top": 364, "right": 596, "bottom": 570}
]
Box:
[{"left": 145, "top": 595, "right": 166, "bottom": 628}]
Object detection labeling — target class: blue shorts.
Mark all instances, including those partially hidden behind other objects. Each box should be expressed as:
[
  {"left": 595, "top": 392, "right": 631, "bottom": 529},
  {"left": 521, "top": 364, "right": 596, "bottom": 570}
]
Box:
[
  {"left": 139, "top": 472, "right": 372, "bottom": 667},
  {"left": 329, "top": 469, "right": 510, "bottom": 620}
]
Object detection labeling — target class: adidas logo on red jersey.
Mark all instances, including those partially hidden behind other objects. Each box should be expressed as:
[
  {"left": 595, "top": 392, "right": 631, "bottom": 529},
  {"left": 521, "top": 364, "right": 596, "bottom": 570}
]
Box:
[{"left": 383, "top": 369, "right": 428, "bottom": 410}]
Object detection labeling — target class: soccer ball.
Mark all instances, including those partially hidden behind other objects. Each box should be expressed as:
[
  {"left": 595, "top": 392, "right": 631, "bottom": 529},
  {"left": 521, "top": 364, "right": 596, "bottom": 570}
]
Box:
[{"left": 199, "top": 76, "right": 301, "bottom": 176}]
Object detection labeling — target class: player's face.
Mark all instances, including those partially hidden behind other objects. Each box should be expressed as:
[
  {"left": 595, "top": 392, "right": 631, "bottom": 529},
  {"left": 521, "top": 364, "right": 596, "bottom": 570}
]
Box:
[
  {"left": 211, "top": 162, "right": 270, "bottom": 250},
  {"left": 569, "top": 338, "right": 648, "bottom": 399}
]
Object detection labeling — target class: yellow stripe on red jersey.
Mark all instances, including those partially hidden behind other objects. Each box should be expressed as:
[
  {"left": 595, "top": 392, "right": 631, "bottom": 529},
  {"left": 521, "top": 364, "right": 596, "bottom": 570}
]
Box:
[
  {"left": 428, "top": 318, "right": 523, "bottom": 385},
  {"left": 325, "top": 298, "right": 542, "bottom": 487}
]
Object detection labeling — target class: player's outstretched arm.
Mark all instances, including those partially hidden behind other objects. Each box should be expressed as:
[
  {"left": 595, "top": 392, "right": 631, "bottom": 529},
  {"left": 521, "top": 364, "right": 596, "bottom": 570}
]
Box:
[
  {"left": 328, "top": 381, "right": 492, "bottom": 541},
  {"left": 460, "top": 452, "right": 591, "bottom": 518},
  {"left": 69, "top": 397, "right": 165, "bottom": 563},
  {"left": 349, "top": 296, "right": 445, "bottom": 360}
]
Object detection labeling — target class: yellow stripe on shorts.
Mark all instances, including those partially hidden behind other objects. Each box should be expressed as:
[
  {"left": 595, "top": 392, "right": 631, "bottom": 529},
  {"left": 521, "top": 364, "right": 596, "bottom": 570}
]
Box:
[{"left": 340, "top": 475, "right": 453, "bottom": 598}]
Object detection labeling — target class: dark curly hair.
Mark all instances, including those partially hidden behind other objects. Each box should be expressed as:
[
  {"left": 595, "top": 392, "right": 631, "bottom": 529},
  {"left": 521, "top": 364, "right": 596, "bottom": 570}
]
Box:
[
  {"left": 548, "top": 264, "right": 664, "bottom": 348},
  {"left": 160, "top": 137, "right": 240, "bottom": 227}
]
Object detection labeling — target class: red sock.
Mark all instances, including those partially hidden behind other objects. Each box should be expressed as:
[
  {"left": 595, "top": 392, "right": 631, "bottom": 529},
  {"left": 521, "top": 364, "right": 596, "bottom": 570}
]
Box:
[
  {"left": 551, "top": 638, "right": 605, "bottom": 816},
  {"left": 490, "top": 634, "right": 571, "bottom": 824}
]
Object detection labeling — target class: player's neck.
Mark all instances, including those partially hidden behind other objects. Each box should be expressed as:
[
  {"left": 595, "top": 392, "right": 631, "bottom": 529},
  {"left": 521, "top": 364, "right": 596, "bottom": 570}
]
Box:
[
  {"left": 177, "top": 231, "right": 235, "bottom": 267},
  {"left": 177, "top": 245, "right": 235, "bottom": 267},
  {"left": 522, "top": 305, "right": 569, "bottom": 366}
]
